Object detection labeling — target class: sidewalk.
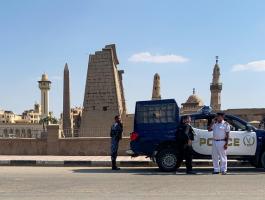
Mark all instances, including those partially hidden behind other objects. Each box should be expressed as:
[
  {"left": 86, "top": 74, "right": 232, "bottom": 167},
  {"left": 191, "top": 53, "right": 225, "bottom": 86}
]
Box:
[{"left": 0, "top": 155, "right": 252, "bottom": 167}]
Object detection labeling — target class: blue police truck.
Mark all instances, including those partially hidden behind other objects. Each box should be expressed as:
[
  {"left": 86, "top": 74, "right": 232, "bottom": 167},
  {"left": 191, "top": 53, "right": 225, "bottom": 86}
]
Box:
[{"left": 127, "top": 99, "right": 265, "bottom": 172}]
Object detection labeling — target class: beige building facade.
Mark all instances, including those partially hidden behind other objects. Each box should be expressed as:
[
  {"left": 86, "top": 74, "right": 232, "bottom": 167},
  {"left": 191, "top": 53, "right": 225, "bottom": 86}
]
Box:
[
  {"left": 71, "top": 107, "right": 82, "bottom": 130},
  {"left": 0, "top": 110, "right": 20, "bottom": 124},
  {"left": 22, "top": 104, "right": 41, "bottom": 124},
  {"left": 0, "top": 123, "right": 43, "bottom": 138},
  {"left": 0, "top": 103, "right": 41, "bottom": 125}
]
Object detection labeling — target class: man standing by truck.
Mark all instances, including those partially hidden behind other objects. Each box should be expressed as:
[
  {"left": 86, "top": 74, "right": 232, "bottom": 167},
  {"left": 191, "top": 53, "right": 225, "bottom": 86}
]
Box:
[
  {"left": 110, "top": 115, "right": 123, "bottom": 170},
  {"left": 208, "top": 112, "right": 230, "bottom": 175},
  {"left": 175, "top": 115, "right": 196, "bottom": 174}
]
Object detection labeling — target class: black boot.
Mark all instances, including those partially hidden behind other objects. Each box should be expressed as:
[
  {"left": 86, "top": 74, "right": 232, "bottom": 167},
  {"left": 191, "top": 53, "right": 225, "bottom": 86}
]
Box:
[{"left": 112, "top": 160, "right": 120, "bottom": 170}]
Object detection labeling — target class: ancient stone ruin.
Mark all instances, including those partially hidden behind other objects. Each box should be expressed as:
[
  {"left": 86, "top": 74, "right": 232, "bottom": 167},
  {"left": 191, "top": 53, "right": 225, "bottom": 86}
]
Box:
[{"left": 79, "top": 44, "right": 126, "bottom": 137}]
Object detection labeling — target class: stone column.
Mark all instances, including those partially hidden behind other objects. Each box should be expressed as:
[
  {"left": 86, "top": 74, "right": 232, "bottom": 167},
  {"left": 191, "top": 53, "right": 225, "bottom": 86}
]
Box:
[{"left": 47, "top": 125, "right": 59, "bottom": 155}]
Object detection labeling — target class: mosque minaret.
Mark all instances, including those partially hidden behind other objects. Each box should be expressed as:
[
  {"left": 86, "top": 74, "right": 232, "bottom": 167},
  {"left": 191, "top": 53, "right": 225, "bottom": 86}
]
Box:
[{"left": 38, "top": 73, "right": 51, "bottom": 118}]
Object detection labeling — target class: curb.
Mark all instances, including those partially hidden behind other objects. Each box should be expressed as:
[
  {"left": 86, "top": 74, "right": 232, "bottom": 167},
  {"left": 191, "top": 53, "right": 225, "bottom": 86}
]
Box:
[{"left": 0, "top": 160, "right": 252, "bottom": 167}]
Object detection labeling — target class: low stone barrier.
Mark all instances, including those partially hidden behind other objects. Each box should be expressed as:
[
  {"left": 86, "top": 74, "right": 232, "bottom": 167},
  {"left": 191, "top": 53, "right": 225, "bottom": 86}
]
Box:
[
  {"left": 0, "top": 138, "right": 47, "bottom": 155},
  {"left": 0, "top": 125, "right": 130, "bottom": 156},
  {"left": 58, "top": 137, "right": 129, "bottom": 156}
]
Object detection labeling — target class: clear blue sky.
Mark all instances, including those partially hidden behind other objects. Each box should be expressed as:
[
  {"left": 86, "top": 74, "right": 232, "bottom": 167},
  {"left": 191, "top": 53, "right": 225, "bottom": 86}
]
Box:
[{"left": 1, "top": 0, "right": 265, "bottom": 117}]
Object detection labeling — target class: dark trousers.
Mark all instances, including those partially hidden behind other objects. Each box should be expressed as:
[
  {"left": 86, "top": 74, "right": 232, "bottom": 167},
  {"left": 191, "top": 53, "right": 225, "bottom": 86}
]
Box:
[
  {"left": 111, "top": 137, "right": 120, "bottom": 161},
  {"left": 176, "top": 144, "right": 193, "bottom": 172}
]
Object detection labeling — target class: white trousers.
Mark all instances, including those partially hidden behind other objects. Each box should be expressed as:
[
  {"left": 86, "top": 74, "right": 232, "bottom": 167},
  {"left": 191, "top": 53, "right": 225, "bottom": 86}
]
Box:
[{"left": 212, "top": 141, "right": 227, "bottom": 172}]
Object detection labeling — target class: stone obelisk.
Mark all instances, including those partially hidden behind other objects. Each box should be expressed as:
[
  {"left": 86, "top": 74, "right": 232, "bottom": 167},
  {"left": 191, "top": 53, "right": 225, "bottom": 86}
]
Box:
[
  {"left": 63, "top": 63, "right": 72, "bottom": 136},
  {"left": 152, "top": 73, "right": 161, "bottom": 100}
]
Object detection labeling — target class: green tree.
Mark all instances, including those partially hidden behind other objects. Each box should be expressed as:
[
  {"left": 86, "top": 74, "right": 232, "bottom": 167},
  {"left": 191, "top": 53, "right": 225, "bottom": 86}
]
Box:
[{"left": 39, "top": 116, "right": 58, "bottom": 131}]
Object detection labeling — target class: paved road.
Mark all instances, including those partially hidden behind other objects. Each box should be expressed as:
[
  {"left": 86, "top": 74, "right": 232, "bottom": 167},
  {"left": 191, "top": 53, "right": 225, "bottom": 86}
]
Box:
[{"left": 0, "top": 167, "right": 264, "bottom": 200}]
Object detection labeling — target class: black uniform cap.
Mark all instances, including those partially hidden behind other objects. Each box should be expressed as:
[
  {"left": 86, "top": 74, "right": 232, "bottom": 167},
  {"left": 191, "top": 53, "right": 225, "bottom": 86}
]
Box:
[{"left": 216, "top": 112, "right": 225, "bottom": 116}]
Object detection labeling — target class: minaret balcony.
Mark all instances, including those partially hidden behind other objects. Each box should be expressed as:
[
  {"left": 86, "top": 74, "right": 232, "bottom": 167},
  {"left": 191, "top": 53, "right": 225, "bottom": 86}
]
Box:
[{"left": 210, "top": 83, "right": 222, "bottom": 90}]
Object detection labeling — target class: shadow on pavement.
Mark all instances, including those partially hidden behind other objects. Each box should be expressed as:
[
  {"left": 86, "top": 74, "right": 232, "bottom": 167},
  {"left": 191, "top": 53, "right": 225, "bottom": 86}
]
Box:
[
  {"left": 72, "top": 167, "right": 265, "bottom": 176},
  {"left": 72, "top": 168, "right": 162, "bottom": 174}
]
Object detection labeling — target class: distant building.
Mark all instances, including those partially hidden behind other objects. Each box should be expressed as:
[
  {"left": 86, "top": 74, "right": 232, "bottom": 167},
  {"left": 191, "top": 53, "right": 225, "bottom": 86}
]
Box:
[
  {"left": 0, "top": 123, "right": 43, "bottom": 138},
  {"left": 225, "top": 108, "right": 265, "bottom": 128},
  {"left": 71, "top": 107, "right": 82, "bottom": 130},
  {"left": 22, "top": 103, "right": 41, "bottom": 124},
  {"left": 71, "top": 107, "right": 82, "bottom": 137},
  {"left": 0, "top": 110, "right": 20, "bottom": 124},
  {"left": 181, "top": 88, "right": 204, "bottom": 114},
  {"left": 59, "top": 107, "right": 82, "bottom": 137},
  {"left": 0, "top": 103, "right": 42, "bottom": 125},
  {"left": 0, "top": 104, "right": 43, "bottom": 138},
  {"left": 0, "top": 72, "right": 53, "bottom": 138}
]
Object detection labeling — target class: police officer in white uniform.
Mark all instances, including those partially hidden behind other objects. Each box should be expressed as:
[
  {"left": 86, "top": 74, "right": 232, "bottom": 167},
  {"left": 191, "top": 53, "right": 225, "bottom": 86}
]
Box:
[{"left": 208, "top": 112, "right": 230, "bottom": 175}]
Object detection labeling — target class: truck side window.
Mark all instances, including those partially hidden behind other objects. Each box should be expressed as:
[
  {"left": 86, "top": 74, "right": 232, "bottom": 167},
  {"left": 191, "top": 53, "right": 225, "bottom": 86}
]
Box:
[
  {"left": 136, "top": 103, "right": 176, "bottom": 124},
  {"left": 225, "top": 118, "right": 246, "bottom": 131}
]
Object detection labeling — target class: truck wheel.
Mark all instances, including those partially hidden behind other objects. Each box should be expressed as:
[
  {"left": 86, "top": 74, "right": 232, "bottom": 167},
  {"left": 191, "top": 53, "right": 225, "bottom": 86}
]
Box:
[
  {"left": 156, "top": 148, "right": 177, "bottom": 172},
  {"left": 261, "top": 152, "right": 265, "bottom": 169}
]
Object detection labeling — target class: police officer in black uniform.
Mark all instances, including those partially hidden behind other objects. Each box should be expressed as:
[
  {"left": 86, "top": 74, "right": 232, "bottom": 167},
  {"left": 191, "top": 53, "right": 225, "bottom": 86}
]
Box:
[
  {"left": 175, "top": 115, "right": 196, "bottom": 174},
  {"left": 110, "top": 115, "right": 123, "bottom": 170},
  {"left": 259, "top": 116, "right": 265, "bottom": 130}
]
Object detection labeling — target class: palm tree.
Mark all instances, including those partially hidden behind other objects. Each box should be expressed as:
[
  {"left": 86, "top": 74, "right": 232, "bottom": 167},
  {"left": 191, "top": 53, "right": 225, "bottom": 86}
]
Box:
[{"left": 40, "top": 116, "right": 58, "bottom": 131}]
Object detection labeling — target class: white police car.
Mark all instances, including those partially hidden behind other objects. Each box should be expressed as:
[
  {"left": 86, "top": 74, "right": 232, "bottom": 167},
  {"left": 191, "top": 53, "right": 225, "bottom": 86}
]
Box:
[{"left": 189, "top": 107, "right": 265, "bottom": 168}]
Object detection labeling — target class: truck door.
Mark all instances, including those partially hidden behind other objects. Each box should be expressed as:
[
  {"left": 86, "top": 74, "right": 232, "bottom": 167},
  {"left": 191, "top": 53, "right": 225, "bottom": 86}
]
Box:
[
  {"left": 225, "top": 117, "right": 257, "bottom": 156},
  {"left": 191, "top": 117, "right": 213, "bottom": 156},
  {"left": 191, "top": 116, "right": 257, "bottom": 156}
]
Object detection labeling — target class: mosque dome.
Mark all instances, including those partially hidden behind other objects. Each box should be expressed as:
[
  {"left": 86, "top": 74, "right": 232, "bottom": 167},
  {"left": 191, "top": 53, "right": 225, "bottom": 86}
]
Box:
[{"left": 185, "top": 88, "right": 204, "bottom": 106}]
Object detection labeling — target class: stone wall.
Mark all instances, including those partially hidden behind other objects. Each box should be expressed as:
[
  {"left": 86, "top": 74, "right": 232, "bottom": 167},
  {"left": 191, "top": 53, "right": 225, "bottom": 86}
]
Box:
[
  {"left": 0, "top": 138, "right": 47, "bottom": 155},
  {"left": 225, "top": 108, "right": 265, "bottom": 122},
  {"left": 57, "top": 137, "right": 129, "bottom": 156},
  {"left": 0, "top": 125, "right": 130, "bottom": 156},
  {"left": 123, "top": 114, "right": 134, "bottom": 137},
  {"left": 0, "top": 124, "right": 43, "bottom": 138}
]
